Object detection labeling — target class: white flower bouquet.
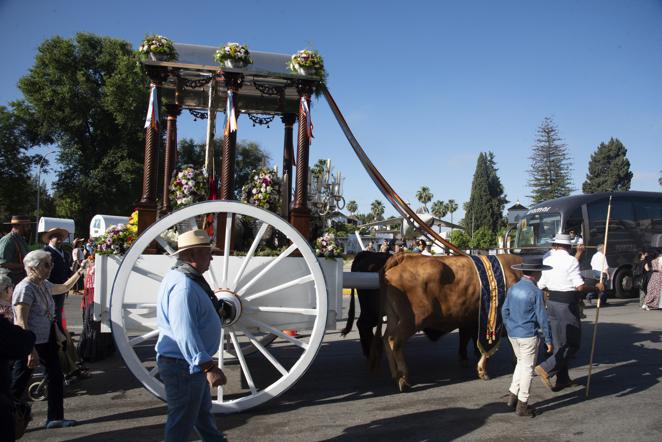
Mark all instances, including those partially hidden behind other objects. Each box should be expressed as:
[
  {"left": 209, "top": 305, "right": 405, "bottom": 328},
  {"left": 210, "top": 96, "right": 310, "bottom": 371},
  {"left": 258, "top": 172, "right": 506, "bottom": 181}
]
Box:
[
  {"left": 138, "top": 34, "right": 177, "bottom": 61},
  {"left": 169, "top": 165, "right": 208, "bottom": 209},
  {"left": 314, "top": 232, "right": 343, "bottom": 258},
  {"left": 240, "top": 167, "right": 281, "bottom": 211},
  {"left": 214, "top": 42, "right": 252, "bottom": 68},
  {"left": 289, "top": 49, "right": 326, "bottom": 80}
]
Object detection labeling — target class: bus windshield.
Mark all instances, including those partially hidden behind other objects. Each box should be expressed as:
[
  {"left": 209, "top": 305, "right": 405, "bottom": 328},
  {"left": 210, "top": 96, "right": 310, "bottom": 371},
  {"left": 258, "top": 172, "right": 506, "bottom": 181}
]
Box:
[{"left": 514, "top": 212, "right": 562, "bottom": 248}]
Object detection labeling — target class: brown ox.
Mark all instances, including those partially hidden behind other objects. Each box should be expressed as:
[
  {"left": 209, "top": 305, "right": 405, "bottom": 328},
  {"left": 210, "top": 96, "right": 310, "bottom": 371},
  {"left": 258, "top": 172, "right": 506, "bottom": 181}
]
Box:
[
  {"left": 370, "top": 253, "right": 522, "bottom": 392},
  {"left": 343, "top": 251, "right": 483, "bottom": 363}
]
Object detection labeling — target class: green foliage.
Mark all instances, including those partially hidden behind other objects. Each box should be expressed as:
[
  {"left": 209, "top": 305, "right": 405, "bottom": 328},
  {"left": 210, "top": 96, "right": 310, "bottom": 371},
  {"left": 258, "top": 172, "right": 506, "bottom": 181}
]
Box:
[
  {"left": 431, "top": 200, "right": 447, "bottom": 218},
  {"left": 370, "top": 200, "right": 385, "bottom": 221},
  {"left": 582, "top": 138, "right": 632, "bottom": 193},
  {"left": 463, "top": 152, "right": 507, "bottom": 237},
  {"left": 415, "top": 186, "right": 433, "bottom": 212},
  {"left": 470, "top": 226, "right": 496, "bottom": 249},
  {"left": 346, "top": 200, "right": 358, "bottom": 215},
  {"left": 0, "top": 106, "right": 41, "bottom": 222},
  {"left": 448, "top": 229, "right": 471, "bottom": 249},
  {"left": 16, "top": 33, "right": 149, "bottom": 231},
  {"left": 528, "top": 117, "right": 573, "bottom": 203}
]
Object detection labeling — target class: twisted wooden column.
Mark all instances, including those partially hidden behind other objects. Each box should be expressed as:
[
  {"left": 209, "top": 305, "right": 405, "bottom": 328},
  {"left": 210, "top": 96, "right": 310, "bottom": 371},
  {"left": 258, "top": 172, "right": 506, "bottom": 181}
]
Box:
[
  {"left": 281, "top": 113, "right": 296, "bottom": 220},
  {"left": 161, "top": 104, "right": 181, "bottom": 215},
  {"left": 290, "top": 81, "right": 316, "bottom": 240}
]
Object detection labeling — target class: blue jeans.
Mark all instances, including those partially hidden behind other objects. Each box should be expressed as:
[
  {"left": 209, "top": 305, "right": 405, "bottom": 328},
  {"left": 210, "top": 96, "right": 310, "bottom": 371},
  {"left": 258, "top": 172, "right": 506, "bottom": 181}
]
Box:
[{"left": 157, "top": 356, "right": 225, "bottom": 442}]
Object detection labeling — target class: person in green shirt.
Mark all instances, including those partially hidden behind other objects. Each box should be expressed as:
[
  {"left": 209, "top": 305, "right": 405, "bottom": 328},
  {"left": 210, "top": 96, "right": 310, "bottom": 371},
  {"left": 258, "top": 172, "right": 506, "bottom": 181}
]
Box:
[{"left": 0, "top": 215, "right": 32, "bottom": 285}]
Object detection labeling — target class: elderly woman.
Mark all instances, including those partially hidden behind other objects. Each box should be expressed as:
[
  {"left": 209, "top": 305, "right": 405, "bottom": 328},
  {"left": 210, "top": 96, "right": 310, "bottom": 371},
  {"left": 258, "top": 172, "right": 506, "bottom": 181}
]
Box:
[{"left": 10, "top": 249, "right": 84, "bottom": 429}]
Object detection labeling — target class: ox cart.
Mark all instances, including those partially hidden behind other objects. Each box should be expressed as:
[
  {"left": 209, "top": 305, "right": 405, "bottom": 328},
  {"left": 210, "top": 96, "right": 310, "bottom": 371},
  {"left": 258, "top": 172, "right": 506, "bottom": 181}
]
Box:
[{"left": 95, "top": 41, "right": 462, "bottom": 414}]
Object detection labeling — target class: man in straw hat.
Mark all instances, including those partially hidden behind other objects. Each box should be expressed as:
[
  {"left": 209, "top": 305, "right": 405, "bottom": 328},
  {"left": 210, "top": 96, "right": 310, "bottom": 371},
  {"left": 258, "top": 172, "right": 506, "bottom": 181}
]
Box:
[
  {"left": 42, "top": 228, "right": 73, "bottom": 329},
  {"left": 502, "top": 256, "right": 554, "bottom": 417},
  {"left": 155, "top": 229, "right": 227, "bottom": 441},
  {"left": 0, "top": 215, "right": 33, "bottom": 285},
  {"left": 534, "top": 233, "right": 604, "bottom": 392}
]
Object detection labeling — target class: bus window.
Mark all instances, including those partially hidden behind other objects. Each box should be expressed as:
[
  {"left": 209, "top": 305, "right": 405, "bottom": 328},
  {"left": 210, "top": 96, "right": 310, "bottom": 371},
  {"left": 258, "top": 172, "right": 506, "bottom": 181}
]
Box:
[
  {"left": 587, "top": 199, "right": 636, "bottom": 253},
  {"left": 564, "top": 207, "right": 584, "bottom": 237},
  {"left": 515, "top": 212, "right": 561, "bottom": 248}
]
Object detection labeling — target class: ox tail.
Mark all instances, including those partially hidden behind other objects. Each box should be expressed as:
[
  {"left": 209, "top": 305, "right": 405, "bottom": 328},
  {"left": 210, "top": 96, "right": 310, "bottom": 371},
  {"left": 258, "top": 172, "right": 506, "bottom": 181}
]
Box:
[
  {"left": 368, "top": 266, "right": 389, "bottom": 372},
  {"left": 340, "top": 288, "right": 356, "bottom": 337}
]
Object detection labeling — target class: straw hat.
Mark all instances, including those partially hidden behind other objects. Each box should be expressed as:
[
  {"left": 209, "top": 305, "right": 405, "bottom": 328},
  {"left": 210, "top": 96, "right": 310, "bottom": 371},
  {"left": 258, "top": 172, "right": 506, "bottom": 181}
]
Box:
[
  {"left": 511, "top": 256, "right": 552, "bottom": 272},
  {"left": 4, "top": 215, "right": 34, "bottom": 225},
  {"left": 41, "top": 228, "right": 69, "bottom": 244},
  {"left": 552, "top": 233, "right": 572, "bottom": 246},
  {"left": 170, "top": 229, "right": 212, "bottom": 255}
]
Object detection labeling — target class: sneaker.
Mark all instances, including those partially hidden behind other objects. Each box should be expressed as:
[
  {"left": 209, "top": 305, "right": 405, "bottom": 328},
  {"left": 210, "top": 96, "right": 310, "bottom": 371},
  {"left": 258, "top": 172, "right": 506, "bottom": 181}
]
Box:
[{"left": 46, "top": 419, "right": 77, "bottom": 429}]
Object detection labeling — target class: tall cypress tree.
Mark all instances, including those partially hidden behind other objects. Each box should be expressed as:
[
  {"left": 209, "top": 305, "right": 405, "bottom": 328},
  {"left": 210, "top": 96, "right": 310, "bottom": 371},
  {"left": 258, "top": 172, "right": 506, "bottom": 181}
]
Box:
[
  {"left": 463, "top": 151, "right": 507, "bottom": 237},
  {"left": 528, "top": 117, "right": 573, "bottom": 203},
  {"left": 582, "top": 137, "right": 633, "bottom": 193}
]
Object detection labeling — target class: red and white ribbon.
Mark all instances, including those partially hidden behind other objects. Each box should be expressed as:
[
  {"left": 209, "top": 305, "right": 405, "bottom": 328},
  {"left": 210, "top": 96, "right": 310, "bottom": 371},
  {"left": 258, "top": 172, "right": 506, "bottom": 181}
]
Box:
[
  {"left": 224, "top": 91, "right": 237, "bottom": 137},
  {"left": 301, "top": 97, "right": 314, "bottom": 142},
  {"left": 144, "top": 85, "right": 159, "bottom": 130}
]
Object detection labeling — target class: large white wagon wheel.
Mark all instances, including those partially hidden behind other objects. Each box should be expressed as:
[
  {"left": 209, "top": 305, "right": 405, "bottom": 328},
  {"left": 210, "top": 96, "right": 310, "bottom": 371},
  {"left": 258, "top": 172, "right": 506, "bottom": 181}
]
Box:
[{"left": 110, "top": 200, "right": 327, "bottom": 413}]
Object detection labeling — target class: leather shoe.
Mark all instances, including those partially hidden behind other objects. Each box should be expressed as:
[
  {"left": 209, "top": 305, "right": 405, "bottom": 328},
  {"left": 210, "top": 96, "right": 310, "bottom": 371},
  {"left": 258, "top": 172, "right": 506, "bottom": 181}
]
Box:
[
  {"left": 535, "top": 365, "right": 554, "bottom": 391},
  {"left": 507, "top": 392, "right": 518, "bottom": 409}
]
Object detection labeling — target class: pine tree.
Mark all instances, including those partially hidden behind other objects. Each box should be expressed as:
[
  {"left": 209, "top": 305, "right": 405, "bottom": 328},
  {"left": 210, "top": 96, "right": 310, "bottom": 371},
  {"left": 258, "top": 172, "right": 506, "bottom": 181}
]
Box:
[
  {"left": 528, "top": 117, "right": 573, "bottom": 203},
  {"left": 463, "top": 152, "right": 507, "bottom": 237},
  {"left": 582, "top": 138, "right": 633, "bottom": 193}
]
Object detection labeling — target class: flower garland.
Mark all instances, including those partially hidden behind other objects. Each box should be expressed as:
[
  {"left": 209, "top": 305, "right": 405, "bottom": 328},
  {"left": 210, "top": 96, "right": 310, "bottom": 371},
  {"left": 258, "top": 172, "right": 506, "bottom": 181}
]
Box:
[
  {"left": 314, "top": 232, "right": 343, "bottom": 258},
  {"left": 240, "top": 167, "right": 281, "bottom": 211},
  {"left": 214, "top": 42, "right": 252, "bottom": 66},
  {"left": 169, "top": 165, "right": 208, "bottom": 209},
  {"left": 95, "top": 211, "right": 138, "bottom": 256},
  {"left": 138, "top": 34, "right": 177, "bottom": 61}
]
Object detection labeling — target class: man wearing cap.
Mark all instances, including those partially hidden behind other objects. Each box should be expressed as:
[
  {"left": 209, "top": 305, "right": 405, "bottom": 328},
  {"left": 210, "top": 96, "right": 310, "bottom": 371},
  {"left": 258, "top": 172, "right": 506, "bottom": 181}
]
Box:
[
  {"left": 0, "top": 215, "right": 32, "bottom": 285},
  {"left": 42, "top": 228, "right": 72, "bottom": 329},
  {"left": 534, "top": 233, "right": 604, "bottom": 392},
  {"left": 155, "top": 229, "right": 226, "bottom": 442},
  {"left": 502, "top": 256, "right": 554, "bottom": 417}
]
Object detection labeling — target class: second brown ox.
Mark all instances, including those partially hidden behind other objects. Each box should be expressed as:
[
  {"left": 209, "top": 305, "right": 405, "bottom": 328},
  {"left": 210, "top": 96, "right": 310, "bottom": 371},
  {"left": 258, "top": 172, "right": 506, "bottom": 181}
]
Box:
[{"left": 370, "top": 253, "right": 523, "bottom": 392}]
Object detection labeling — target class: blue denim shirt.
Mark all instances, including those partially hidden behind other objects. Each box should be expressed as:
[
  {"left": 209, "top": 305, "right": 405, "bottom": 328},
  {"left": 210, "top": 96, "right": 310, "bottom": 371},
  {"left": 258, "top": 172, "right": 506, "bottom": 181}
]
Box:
[
  {"left": 155, "top": 269, "right": 221, "bottom": 373},
  {"left": 502, "top": 277, "right": 552, "bottom": 345}
]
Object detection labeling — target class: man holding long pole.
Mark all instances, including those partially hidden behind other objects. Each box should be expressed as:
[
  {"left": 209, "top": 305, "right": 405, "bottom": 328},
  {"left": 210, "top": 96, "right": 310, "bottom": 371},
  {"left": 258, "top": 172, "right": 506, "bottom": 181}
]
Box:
[{"left": 534, "top": 233, "right": 604, "bottom": 392}]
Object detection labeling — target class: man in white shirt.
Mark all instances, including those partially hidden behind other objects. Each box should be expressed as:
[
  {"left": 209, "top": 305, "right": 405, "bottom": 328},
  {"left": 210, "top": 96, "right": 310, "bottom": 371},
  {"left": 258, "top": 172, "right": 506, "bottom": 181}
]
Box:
[
  {"left": 588, "top": 244, "right": 609, "bottom": 305},
  {"left": 535, "top": 233, "right": 604, "bottom": 392}
]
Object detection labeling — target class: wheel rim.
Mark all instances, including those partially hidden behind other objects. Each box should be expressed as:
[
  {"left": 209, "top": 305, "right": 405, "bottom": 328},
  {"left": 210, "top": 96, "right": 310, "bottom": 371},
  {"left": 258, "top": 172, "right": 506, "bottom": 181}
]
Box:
[{"left": 110, "top": 201, "right": 327, "bottom": 413}]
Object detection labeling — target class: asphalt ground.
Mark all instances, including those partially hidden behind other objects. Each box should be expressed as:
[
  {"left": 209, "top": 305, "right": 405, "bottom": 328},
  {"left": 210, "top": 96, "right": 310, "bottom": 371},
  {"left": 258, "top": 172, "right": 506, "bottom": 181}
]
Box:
[{"left": 18, "top": 296, "right": 662, "bottom": 442}]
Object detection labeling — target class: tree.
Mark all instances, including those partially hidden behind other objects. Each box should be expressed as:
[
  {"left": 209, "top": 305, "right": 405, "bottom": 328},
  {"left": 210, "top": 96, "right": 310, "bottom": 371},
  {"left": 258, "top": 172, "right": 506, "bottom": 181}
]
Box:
[
  {"left": 15, "top": 33, "right": 149, "bottom": 230},
  {"left": 448, "top": 229, "right": 470, "bottom": 249},
  {"left": 431, "top": 200, "right": 447, "bottom": 219},
  {"left": 415, "top": 186, "right": 433, "bottom": 212},
  {"left": 528, "top": 117, "right": 573, "bottom": 203},
  {"left": 463, "top": 152, "right": 507, "bottom": 237},
  {"left": 470, "top": 226, "right": 497, "bottom": 249},
  {"left": 347, "top": 200, "right": 358, "bottom": 215},
  {"left": 370, "top": 200, "right": 385, "bottom": 221},
  {"left": 582, "top": 138, "right": 633, "bottom": 193},
  {"left": 446, "top": 199, "right": 458, "bottom": 225}
]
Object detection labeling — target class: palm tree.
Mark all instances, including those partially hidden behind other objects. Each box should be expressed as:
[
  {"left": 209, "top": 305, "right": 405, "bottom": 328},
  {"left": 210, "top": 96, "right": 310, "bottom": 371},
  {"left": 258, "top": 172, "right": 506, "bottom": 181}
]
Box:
[
  {"left": 415, "top": 186, "right": 433, "bottom": 213},
  {"left": 446, "top": 199, "right": 458, "bottom": 225},
  {"left": 347, "top": 200, "right": 358, "bottom": 215},
  {"left": 431, "top": 200, "right": 448, "bottom": 219},
  {"left": 370, "top": 199, "right": 385, "bottom": 221}
]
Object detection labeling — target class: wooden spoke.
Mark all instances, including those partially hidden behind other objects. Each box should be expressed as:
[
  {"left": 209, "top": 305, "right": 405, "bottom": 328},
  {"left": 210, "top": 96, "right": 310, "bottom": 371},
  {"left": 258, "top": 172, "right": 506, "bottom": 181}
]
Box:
[
  {"left": 244, "top": 317, "right": 308, "bottom": 349},
  {"left": 154, "top": 236, "right": 176, "bottom": 255},
  {"left": 221, "top": 212, "right": 233, "bottom": 288},
  {"left": 149, "top": 365, "right": 159, "bottom": 376},
  {"left": 236, "top": 243, "right": 298, "bottom": 296},
  {"left": 217, "top": 326, "right": 225, "bottom": 401},
  {"left": 229, "top": 331, "right": 257, "bottom": 395},
  {"left": 129, "top": 329, "right": 159, "bottom": 347},
  {"left": 132, "top": 262, "right": 165, "bottom": 283},
  {"left": 245, "top": 306, "right": 318, "bottom": 316},
  {"left": 230, "top": 222, "right": 269, "bottom": 291},
  {"left": 242, "top": 274, "right": 315, "bottom": 302},
  {"left": 123, "top": 303, "right": 156, "bottom": 310},
  {"left": 237, "top": 325, "right": 288, "bottom": 376}
]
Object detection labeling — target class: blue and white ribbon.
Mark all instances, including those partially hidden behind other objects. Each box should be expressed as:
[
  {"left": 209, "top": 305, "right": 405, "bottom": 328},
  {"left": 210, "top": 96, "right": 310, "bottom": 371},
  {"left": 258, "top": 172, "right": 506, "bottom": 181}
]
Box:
[{"left": 144, "top": 85, "right": 159, "bottom": 130}]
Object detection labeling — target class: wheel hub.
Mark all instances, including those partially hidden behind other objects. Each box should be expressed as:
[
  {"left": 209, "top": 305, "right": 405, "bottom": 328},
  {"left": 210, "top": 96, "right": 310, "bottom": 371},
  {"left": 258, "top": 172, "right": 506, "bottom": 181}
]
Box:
[{"left": 215, "top": 289, "right": 242, "bottom": 326}]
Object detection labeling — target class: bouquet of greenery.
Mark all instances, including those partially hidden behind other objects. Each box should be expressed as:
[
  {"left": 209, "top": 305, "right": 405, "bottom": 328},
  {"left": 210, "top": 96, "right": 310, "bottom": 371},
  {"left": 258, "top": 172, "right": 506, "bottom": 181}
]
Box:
[
  {"left": 241, "top": 167, "right": 281, "bottom": 211},
  {"left": 138, "top": 34, "right": 178, "bottom": 61},
  {"left": 314, "top": 232, "right": 343, "bottom": 258},
  {"left": 95, "top": 211, "right": 138, "bottom": 255},
  {"left": 289, "top": 49, "right": 326, "bottom": 80},
  {"left": 169, "top": 165, "right": 208, "bottom": 209},
  {"left": 214, "top": 42, "right": 252, "bottom": 67}
]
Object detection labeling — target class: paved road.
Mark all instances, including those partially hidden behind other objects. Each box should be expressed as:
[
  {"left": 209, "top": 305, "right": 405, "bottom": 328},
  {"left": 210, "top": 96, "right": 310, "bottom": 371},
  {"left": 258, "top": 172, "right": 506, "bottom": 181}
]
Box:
[{"left": 20, "top": 297, "right": 662, "bottom": 441}]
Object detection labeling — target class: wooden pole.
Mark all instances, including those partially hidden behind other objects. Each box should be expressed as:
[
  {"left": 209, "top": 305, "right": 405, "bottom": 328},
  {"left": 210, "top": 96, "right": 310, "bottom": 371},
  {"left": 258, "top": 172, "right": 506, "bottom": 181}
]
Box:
[{"left": 585, "top": 194, "right": 613, "bottom": 398}]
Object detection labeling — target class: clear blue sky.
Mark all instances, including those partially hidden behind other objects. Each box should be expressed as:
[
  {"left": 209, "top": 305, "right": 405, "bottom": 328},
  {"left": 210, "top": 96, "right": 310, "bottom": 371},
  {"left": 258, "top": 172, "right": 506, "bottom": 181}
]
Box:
[{"left": 1, "top": 0, "right": 661, "bottom": 222}]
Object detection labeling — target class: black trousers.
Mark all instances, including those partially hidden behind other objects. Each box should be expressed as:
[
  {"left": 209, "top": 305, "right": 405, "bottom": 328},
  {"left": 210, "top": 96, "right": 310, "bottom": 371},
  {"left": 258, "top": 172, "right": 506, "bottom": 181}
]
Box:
[
  {"left": 10, "top": 331, "right": 64, "bottom": 421},
  {"left": 539, "top": 298, "right": 581, "bottom": 383},
  {"left": 52, "top": 294, "right": 65, "bottom": 330}
]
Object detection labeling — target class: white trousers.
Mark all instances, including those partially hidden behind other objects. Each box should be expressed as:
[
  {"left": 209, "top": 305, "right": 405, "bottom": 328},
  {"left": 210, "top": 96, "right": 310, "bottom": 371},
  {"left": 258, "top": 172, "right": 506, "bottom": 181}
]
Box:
[{"left": 508, "top": 336, "right": 540, "bottom": 402}]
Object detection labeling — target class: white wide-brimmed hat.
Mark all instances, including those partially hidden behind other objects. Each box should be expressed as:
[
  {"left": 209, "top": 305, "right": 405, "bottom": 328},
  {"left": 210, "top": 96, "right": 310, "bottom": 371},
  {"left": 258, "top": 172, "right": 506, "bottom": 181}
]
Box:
[
  {"left": 170, "top": 229, "right": 212, "bottom": 255},
  {"left": 552, "top": 233, "right": 573, "bottom": 246},
  {"left": 41, "top": 228, "right": 69, "bottom": 244}
]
